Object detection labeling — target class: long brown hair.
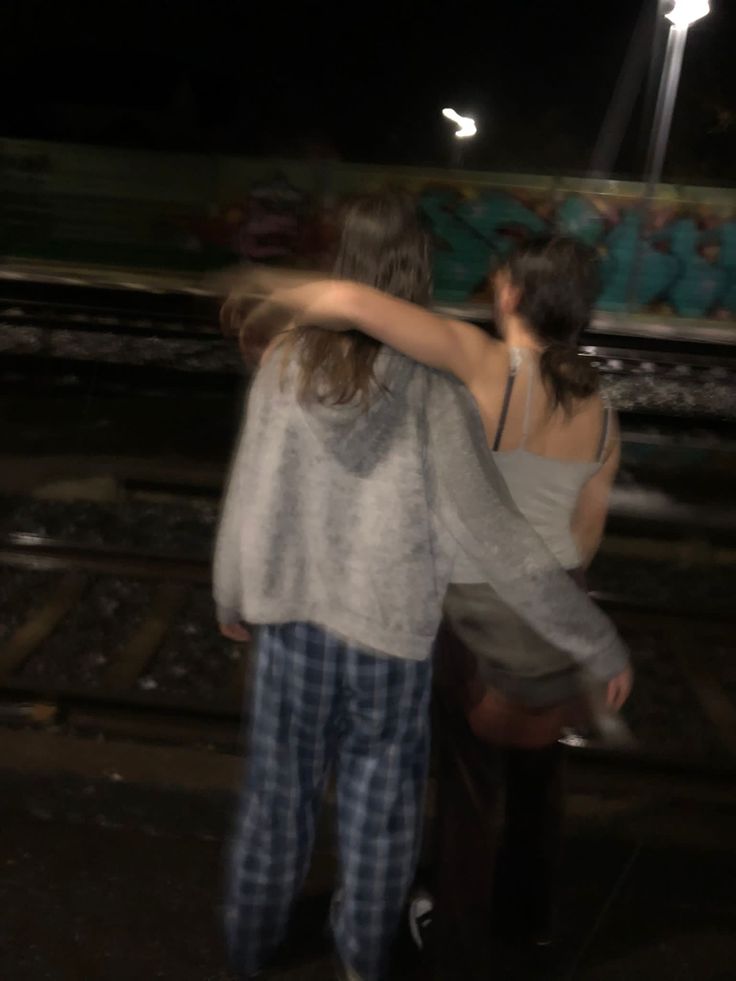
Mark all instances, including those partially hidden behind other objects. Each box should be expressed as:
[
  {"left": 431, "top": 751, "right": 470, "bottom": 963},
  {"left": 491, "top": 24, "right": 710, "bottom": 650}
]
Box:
[
  {"left": 504, "top": 236, "right": 601, "bottom": 414},
  {"left": 286, "top": 190, "right": 432, "bottom": 405}
]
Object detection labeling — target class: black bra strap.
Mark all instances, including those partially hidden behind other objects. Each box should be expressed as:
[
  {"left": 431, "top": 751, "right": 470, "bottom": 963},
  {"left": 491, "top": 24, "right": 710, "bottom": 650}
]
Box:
[{"left": 492, "top": 363, "right": 519, "bottom": 451}]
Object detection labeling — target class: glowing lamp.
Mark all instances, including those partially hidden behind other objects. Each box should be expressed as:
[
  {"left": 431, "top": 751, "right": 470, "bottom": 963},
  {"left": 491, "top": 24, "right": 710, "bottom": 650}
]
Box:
[
  {"left": 442, "top": 107, "right": 477, "bottom": 140},
  {"left": 665, "top": 0, "right": 710, "bottom": 30}
]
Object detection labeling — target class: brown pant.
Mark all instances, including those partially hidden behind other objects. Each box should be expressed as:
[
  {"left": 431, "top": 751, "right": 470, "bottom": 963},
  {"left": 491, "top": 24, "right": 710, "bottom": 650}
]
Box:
[{"left": 427, "top": 632, "right": 570, "bottom": 979}]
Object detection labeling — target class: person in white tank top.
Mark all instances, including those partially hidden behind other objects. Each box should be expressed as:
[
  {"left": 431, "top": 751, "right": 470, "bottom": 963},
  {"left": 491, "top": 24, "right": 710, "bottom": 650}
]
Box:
[{"left": 491, "top": 344, "right": 612, "bottom": 570}]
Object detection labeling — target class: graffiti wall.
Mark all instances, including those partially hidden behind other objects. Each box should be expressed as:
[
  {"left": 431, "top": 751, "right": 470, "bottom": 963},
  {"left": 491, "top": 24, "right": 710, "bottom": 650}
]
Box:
[
  {"left": 415, "top": 183, "right": 736, "bottom": 318},
  {"left": 2, "top": 138, "right": 735, "bottom": 320}
]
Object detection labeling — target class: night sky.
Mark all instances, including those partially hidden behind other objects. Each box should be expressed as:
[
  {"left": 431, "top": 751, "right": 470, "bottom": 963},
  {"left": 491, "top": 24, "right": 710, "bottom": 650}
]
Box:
[{"left": 2, "top": 0, "right": 734, "bottom": 181}]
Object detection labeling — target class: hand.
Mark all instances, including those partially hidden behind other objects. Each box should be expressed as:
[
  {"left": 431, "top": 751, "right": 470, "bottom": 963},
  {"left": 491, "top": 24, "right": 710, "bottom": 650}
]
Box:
[
  {"left": 219, "top": 622, "right": 252, "bottom": 643},
  {"left": 221, "top": 280, "right": 346, "bottom": 363},
  {"left": 219, "top": 289, "right": 257, "bottom": 336},
  {"left": 606, "top": 665, "right": 633, "bottom": 712},
  {"left": 229, "top": 282, "right": 353, "bottom": 339},
  {"left": 217, "top": 266, "right": 325, "bottom": 337}
]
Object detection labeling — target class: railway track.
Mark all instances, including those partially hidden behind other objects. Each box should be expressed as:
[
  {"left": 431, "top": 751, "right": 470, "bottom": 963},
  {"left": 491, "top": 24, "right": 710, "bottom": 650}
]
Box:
[
  {"left": 1, "top": 535, "right": 735, "bottom": 780},
  {"left": 3, "top": 258, "right": 735, "bottom": 341},
  {"left": 2, "top": 267, "right": 736, "bottom": 383},
  {"left": 0, "top": 283, "right": 219, "bottom": 342},
  {"left": 3, "top": 312, "right": 735, "bottom": 428}
]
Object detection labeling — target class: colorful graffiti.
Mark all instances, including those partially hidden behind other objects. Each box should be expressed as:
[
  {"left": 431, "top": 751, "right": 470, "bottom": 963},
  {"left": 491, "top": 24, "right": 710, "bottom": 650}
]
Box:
[
  {"left": 177, "top": 174, "right": 336, "bottom": 267},
  {"left": 417, "top": 187, "right": 736, "bottom": 317},
  {"left": 2, "top": 138, "right": 735, "bottom": 320},
  {"left": 208, "top": 180, "right": 736, "bottom": 318}
]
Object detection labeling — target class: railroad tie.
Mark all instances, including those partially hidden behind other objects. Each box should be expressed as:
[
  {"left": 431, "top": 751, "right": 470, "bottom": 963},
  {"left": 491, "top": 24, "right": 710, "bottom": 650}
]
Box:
[
  {"left": 0, "top": 573, "right": 87, "bottom": 684},
  {"left": 674, "top": 636, "right": 736, "bottom": 759},
  {"left": 602, "top": 536, "right": 736, "bottom": 568},
  {"left": 103, "top": 582, "right": 187, "bottom": 692}
]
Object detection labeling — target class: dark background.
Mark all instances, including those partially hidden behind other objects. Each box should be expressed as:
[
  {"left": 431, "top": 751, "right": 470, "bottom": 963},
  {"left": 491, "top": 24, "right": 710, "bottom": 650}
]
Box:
[{"left": 2, "top": 0, "right": 734, "bottom": 180}]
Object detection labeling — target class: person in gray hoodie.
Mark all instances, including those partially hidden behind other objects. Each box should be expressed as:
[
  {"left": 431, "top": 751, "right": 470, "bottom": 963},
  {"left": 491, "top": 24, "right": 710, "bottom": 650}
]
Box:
[{"left": 213, "top": 191, "right": 629, "bottom": 981}]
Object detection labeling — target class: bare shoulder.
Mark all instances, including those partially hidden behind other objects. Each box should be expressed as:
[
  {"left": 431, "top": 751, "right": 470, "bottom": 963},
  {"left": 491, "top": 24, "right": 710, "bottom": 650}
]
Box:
[
  {"left": 453, "top": 319, "right": 501, "bottom": 352},
  {"left": 579, "top": 389, "right": 620, "bottom": 463},
  {"left": 592, "top": 389, "right": 619, "bottom": 433},
  {"left": 579, "top": 387, "right": 615, "bottom": 420},
  {"left": 462, "top": 336, "right": 512, "bottom": 436},
  {"left": 469, "top": 333, "right": 510, "bottom": 382},
  {"left": 481, "top": 333, "right": 509, "bottom": 365},
  {"left": 455, "top": 324, "right": 505, "bottom": 376},
  {"left": 431, "top": 317, "right": 499, "bottom": 388},
  {"left": 551, "top": 388, "right": 614, "bottom": 447}
]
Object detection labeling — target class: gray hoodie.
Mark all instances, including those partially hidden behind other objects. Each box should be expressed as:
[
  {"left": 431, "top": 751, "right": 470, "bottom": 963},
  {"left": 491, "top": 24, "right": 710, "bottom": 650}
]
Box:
[{"left": 214, "top": 347, "right": 628, "bottom": 680}]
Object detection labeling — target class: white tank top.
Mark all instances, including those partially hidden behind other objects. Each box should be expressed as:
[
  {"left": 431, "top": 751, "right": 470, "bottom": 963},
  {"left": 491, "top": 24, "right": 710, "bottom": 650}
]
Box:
[{"left": 491, "top": 348, "right": 610, "bottom": 570}]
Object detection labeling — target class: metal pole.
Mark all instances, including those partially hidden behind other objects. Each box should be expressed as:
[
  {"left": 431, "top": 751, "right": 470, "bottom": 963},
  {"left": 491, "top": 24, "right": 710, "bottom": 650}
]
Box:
[
  {"left": 638, "top": 0, "right": 672, "bottom": 166},
  {"left": 643, "top": 23, "right": 689, "bottom": 192},
  {"left": 589, "top": 0, "right": 657, "bottom": 177},
  {"left": 628, "top": 21, "right": 689, "bottom": 305}
]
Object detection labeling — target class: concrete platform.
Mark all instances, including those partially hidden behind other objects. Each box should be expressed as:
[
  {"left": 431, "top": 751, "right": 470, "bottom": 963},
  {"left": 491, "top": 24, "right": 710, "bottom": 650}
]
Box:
[
  {"left": 1, "top": 726, "right": 736, "bottom": 980},
  {"left": 2, "top": 806, "right": 736, "bottom": 980}
]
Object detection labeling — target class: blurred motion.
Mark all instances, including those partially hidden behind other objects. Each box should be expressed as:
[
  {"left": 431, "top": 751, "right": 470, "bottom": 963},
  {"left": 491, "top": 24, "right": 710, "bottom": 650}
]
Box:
[
  {"left": 238, "top": 234, "right": 636, "bottom": 970},
  {"left": 214, "top": 195, "right": 634, "bottom": 979},
  {"left": 1, "top": 1, "right": 735, "bottom": 979}
]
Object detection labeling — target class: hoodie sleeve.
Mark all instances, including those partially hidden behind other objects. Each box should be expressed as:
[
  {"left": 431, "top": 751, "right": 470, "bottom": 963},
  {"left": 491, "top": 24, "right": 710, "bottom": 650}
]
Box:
[
  {"left": 212, "top": 404, "right": 250, "bottom": 625},
  {"left": 424, "top": 372, "right": 629, "bottom": 681}
]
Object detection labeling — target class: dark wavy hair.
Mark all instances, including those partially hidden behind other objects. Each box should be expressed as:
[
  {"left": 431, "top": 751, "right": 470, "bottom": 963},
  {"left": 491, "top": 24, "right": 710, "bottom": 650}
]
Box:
[
  {"left": 288, "top": 189, "right": 432, "bottom": 405},
  {"left": 503, "top": 236, "right": 601, "bottom": 414}
]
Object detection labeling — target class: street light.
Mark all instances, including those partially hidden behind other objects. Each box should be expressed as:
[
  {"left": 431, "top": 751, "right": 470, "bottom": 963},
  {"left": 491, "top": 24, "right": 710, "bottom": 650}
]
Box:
[
  {"left": 665, "top": 0, "right": 710, "bottom": 30},
  {"left": 442, "top": 108, "right": 477, "bottom": 140},
  {"left": 442, "top": 107, "right": 477, "bottom": 168}
]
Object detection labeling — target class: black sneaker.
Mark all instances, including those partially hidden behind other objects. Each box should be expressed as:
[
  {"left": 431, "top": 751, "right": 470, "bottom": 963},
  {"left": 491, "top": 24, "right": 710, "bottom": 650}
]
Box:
[{"left": 408, "top": 891, "right": 434, "bottom": 952}]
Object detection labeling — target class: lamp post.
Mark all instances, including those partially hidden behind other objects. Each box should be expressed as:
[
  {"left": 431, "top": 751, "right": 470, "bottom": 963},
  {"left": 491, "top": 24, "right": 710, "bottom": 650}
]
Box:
[
  {"left": 628, "top": 0, "right": 711, "bottom": 307},
  {"left": 644, "top": 0, "right": 710, "bottom": 193},
  {"left": 442, "top": 107, "right": 477, "bottom": 169}
]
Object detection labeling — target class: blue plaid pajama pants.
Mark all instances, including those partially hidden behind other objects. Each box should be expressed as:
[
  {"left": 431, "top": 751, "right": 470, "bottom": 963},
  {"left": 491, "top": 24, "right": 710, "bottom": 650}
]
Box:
[{"left": 225, "top": 622, "right": 433, "bottom": 980}]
